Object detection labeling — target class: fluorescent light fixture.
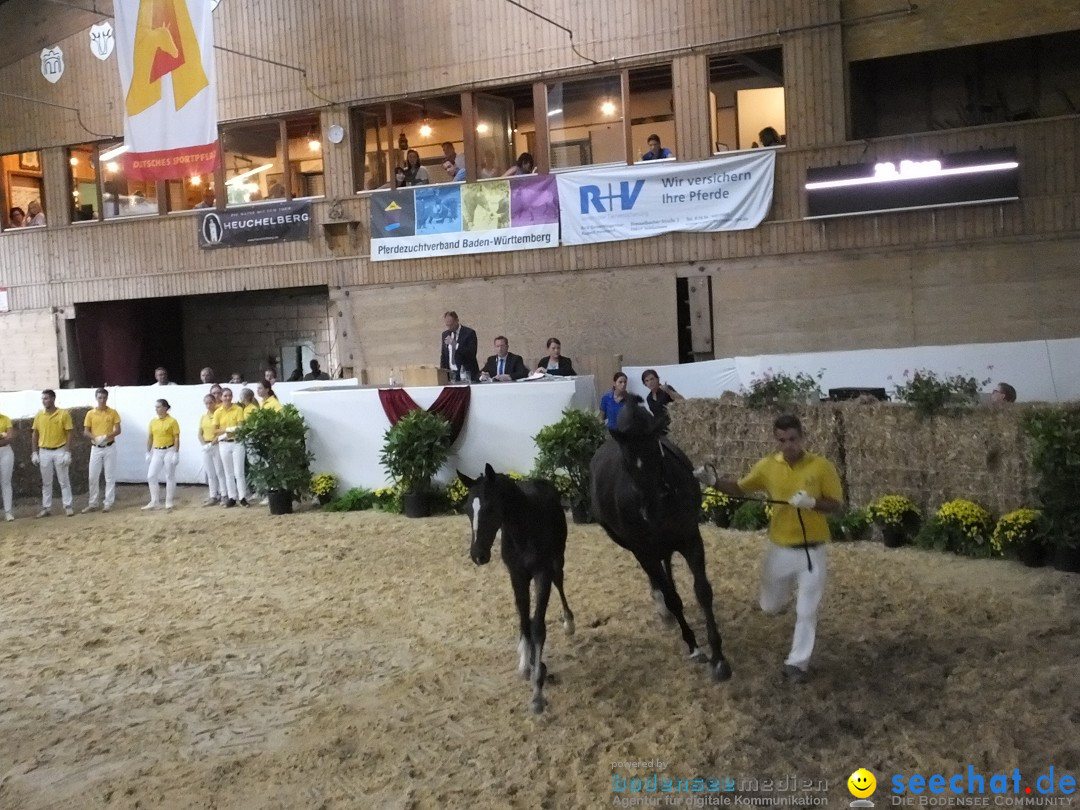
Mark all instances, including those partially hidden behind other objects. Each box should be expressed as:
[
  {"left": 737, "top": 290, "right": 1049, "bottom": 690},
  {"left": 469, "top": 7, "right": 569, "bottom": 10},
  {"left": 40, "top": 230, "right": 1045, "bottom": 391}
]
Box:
[
  {"left": 225, "top": 163, "right": 273, "bottom": 185},
  {"left": 547, "top": 108, "right": 563, "bottom": 117},
  {"left": 805, "top": 160, "right": 1019, "bottom": 190},
  {"left": 99, "top": 143, "right": 130, "bottom": 161}
]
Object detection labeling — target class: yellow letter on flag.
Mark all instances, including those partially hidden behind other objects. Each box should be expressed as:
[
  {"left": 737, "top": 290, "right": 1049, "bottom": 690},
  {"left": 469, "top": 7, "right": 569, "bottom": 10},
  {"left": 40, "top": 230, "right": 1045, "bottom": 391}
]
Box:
[{"left": 126, "top": 0, "right": 209, "bottom": 117}]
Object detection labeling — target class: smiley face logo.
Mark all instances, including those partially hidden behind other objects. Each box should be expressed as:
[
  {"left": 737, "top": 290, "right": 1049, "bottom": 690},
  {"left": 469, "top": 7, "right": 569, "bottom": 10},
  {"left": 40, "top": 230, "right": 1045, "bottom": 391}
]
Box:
[{"left": 848, "top": 768, "right": 876, "bottom": 798}]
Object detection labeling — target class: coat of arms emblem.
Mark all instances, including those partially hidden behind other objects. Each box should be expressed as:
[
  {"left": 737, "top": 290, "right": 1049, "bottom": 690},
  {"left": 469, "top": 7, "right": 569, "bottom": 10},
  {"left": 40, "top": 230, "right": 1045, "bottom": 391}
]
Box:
[
  {"left": 89, "top": 22, "right": 115, "bottom": 61},
  {"left": 41, "top": 47, "right": 64, "bottom": 83}
]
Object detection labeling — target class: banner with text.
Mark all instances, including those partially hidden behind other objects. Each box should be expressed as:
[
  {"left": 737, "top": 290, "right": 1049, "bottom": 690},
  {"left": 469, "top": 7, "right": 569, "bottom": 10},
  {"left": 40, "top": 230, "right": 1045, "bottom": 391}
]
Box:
[
  {"left": 369, "top": 175, "right": 559, "bottom": 261},
  {"left": 556, "top": 151, "right": 775, "bottom": 245},
  {"left": 114, "top": 0, "right": 219, "bottom": 181},
  {"left": 197, "top": 200, "right": 311, "bottom": 249}
]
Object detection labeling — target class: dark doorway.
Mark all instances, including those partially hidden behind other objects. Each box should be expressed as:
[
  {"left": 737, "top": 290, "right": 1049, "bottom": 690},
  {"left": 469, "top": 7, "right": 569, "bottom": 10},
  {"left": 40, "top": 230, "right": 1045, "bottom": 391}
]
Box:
[
  {"left": 676, "top": 276, "right": 714, "bottom": 363},
  {"left": 74, "top": 298, "right": 186, "bottom": 386}
]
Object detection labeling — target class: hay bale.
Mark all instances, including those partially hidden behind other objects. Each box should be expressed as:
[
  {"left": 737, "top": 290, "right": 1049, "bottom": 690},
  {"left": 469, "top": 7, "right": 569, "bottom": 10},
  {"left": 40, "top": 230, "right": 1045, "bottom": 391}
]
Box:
[{"left": 8, "top": 408, "right": 92, "bottom": 501}]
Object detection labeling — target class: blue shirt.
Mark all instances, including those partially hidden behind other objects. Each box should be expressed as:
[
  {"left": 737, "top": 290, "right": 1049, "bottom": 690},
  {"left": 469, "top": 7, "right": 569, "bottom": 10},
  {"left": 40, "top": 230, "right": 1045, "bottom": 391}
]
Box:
[
  {"left": 600, "top": 391, "right": 625, "bottom": 429},
  {"left": 642, "top": 147, "right": 672, "bottom": 160}
]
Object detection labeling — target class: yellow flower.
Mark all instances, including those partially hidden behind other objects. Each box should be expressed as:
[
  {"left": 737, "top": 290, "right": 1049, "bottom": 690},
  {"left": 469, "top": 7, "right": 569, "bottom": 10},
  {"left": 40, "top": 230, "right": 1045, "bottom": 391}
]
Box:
[
  {"left": 990, "top": 508, "right": 1042, "bottom": 554},
  {"left": 310, "top": 473, "right": 337, "bottom": 497},
  {"left": 936, "top": 499, "right": 992, "bottom": 542},
  {"left": 868, "top": 495, "right": 920, "bottom": 527}
]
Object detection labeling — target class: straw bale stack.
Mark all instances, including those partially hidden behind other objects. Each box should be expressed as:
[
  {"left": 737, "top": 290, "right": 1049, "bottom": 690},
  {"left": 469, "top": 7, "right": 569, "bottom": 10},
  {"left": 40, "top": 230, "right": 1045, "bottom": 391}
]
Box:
[{"left": 8, "top": 408, "right": 92, "bottom": 499}]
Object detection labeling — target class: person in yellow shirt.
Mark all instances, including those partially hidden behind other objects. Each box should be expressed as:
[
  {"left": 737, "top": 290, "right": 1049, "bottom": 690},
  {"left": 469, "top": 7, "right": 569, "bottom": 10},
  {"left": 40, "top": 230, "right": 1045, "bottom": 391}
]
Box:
[
  {"left": 209, "top": 384, "right": 224, "bottom": 409},
  {"left": 30, "top": 389, "right": 75, "bottom": 518},
  {"left": 715, "top": 414, "right": 843, "bottom": 683},
  {"left": 82, "top": 387, "right": 122, "bottom": 513},
  {"left": 213, "top": 387, "right": 248, "bottom": 507},
  {"left": 198, "top": 393, "right": 226, "bottom": 506},
  {"left": 239, "top": 388, "right": 260, "bottom": 418},
  {"left": 144, "top": 399, "right": 181, "bottom": 510},
  {"left": 0, "top": 411, "right": 15, "bottom": 521},
  {"left": 256, "top": 381, "right": 283, "bottom": 412}
]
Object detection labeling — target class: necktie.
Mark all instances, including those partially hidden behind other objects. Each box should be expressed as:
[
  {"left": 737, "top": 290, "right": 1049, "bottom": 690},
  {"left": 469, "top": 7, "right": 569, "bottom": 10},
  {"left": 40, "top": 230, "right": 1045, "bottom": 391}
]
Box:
[{"left": 498, "top": 358, "right": 504, "bottom": 376}]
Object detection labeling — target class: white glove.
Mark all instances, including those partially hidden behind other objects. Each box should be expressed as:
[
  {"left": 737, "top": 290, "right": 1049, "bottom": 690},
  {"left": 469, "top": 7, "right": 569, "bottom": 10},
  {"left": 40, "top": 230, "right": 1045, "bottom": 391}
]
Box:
[
  {"left": 96, "top": 436, "right": 108, "bottom": 447},
  {"left": 202, "top": 442, "right": 213, "bottom": 453},
  {"left": 60, "top": 450, "right": 72, "bottom": 467},
  {"left": 30, "top": 451, "right": 39, "bottom": 466},
  {"left": 145, "top": 452, "right": 152, "bottom": 462},
  {"left": 166, "top": 452, "right": 180, "bottom": 467},
  {"left": 788, "top": 490, "right": 816, "bottom": 510}
]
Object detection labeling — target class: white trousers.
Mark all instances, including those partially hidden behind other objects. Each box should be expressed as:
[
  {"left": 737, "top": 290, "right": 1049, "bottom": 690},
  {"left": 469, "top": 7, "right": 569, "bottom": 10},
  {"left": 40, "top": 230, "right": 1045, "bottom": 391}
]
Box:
[
  {"left": 217, "top": 441, "right": 247, "bottom": 501},
  {"left": 202, "top": 443, "right": 226, "bottom": 498},
  {"left": 87, "top": 443, "right": 117, "bottom": 508},
  {"left": 39, "top": 447, "right": 73, "bottom": 509},
  {"left": 0, "top": 445, "right": 13, "bottom": 514},
  {"left": 147, "top": 448, "right": 178, "bottom": 507},
  {"left": 760, "top": 544, "right": 828, "bottom": 670}
]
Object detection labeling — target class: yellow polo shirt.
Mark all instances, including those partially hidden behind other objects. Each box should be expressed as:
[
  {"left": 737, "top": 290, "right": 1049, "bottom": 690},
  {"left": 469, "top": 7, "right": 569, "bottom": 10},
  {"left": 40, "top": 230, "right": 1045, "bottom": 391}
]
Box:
[
  {"left": 242, "top": 402, "right": 259, "bottom": 418},
  {"left": 738, "top": 451, "right": 843, "bottom": 546},
  {"left": 213, "top": 404, "right": 245, "bottom": 433},
  {"left": 149, "top": 415, "right": 180, "bottom": 448},
  {"left": 84, "top": 406, "right": 121, "bottom": 439},
  {"left": 260, "top": 395, "right": 283, "bottom": 412},
  {"left": 199, "top": 413, "right": 218, "bottom": 442},
  {"left": 32, "top": 408, "right": 73, "bottom": 449},
  {"left": 0, "top": 414, "right": 12, "bottom": 436}
]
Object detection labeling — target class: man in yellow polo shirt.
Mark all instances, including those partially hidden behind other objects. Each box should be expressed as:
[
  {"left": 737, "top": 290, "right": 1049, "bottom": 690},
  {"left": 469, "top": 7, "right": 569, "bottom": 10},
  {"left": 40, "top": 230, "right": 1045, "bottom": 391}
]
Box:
[
  {"left": 213, "top": 387, "right": 248, "bottom": 508},
  {"left": 30, "top": 389, "right": 75, "bottom": 518},
  {"left": 715, "top": 414, "right": 842, "bottom": 683},
  {"left": 82, "top": 387, "right": 122, "bottom": 513}
]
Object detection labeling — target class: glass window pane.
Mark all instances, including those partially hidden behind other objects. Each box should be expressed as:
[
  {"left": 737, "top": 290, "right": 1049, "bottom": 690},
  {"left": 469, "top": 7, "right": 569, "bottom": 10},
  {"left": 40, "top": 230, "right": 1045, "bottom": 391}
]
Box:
[
  {"left": 708, "top": 49, "right": 785, "bottom": 152},
  {"left": 167, "top": 175, "right": 216, "bottom": 212},
  {"left": 546, "top": 75, "right": 623, "bottom": 169},
  {"left": 389, "top": 95, "right": 463, "bottom": 185},
  {"left": 286, "top": 113, "right": 324, "bottom": 198},
  {"left": 474, "top": 90, "right": 523, "bottom": 177},
  {"left": 630, "top": 66, "right": 676, "bottom": 162},
  {"left": 69, "top": 144, "right": 99, "bottom": 222},
  {"left": 351, "top": 105, "right": 389, "bottom": 192},
  {"left": 2, "top": 151, "right": 46, "bottom": 230},
  {"left": 99, "top": 140, "right": 159, "bottom": 218},
  {"left": 221, "top": 121, "right": 282, "bottom": 205}
]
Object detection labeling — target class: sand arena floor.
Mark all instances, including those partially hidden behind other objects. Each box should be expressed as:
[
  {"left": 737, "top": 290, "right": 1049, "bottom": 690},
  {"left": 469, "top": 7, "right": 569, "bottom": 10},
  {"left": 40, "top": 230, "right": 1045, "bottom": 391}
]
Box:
[{"left": 0, "top": 485, "right": 1077, "bottom": 809}]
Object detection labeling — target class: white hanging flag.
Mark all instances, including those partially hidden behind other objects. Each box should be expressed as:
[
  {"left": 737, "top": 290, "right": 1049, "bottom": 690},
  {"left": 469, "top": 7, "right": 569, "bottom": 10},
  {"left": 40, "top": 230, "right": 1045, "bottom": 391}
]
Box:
[{"left": 113, "top": 0, "right": 218, "bottom": 181}]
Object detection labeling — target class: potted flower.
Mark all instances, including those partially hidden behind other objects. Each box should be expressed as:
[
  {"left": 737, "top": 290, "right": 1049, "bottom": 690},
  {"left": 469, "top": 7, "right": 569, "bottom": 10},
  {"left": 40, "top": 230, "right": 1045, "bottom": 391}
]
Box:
[
  {"left": 867, "top": 495, "right": 921, "bottom": 547},
  {"left": 311, "top": 473, "right": 338, "bottom": 506},
  {"left": 701, "top": 486, "right": 736, "bottom": 528},
  {"left": 743, "top": 369, "right": 823, "bottom": 410},
  {"left": 991, "top": 508, "right": 1047, "bottom": 567},
  {"left": 532, "top": 408, "right": 607, "bottom": 523},
  {"left": 916, "top": 498, "right": 994, "bottom": 557},
  {"left": 379, "top": 409, "right": 451, "bottom": 518},
  {"left": 234, "top": 404, "right": 314, "bottom": 515},
  {"left": 445, "top": 477, "right": 470, "bottom": 513},
  {"left": 827, "top": 507, "right": 872, "bottom": 542}
]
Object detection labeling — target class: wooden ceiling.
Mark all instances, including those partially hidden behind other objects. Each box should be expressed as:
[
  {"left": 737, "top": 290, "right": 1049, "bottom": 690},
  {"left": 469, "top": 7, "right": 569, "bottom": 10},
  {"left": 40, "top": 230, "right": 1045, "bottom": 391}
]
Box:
[{"left": 0, "top": 0, "right": 112, "bottom": 70}]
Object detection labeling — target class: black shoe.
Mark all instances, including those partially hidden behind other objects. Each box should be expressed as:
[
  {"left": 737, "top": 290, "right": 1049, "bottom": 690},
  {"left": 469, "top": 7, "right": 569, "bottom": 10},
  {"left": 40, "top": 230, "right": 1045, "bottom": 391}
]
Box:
[
  {"left": 782, "top": 665, "right": 809, "bottom": 684},
  {"left": 224, "top": 498, "right": 237, "bottom": 508},
  {"left": 239, "top": 498, "right": 249, "bottom": 508}
]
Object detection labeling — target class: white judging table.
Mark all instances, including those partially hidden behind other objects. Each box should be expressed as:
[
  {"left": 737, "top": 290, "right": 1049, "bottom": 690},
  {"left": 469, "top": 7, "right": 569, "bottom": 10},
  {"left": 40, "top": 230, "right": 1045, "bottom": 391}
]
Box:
[{"left": 295, "top": 376, "right": 596, "bottom": 490}]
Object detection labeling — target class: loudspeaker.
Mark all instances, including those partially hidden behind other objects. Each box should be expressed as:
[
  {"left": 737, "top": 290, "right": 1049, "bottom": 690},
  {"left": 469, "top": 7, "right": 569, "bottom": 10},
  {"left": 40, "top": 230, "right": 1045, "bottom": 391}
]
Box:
[{"left": 828, "top": 387, "right": 888, "bottom": 402}]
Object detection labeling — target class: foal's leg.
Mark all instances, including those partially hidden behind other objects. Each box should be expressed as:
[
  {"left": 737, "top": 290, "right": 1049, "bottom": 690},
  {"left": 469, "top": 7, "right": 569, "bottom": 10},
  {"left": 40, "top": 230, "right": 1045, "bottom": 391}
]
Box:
[
  {"left": 681, "top": 533, "right": 733, "bottom": 681},
  {"left": 651, "top": 558, "right": 677, "bottom": 626},
  {"left": 553, "top": 556, "right": 575, "bottom": 635},
  {"left": 637, "top": 553, "right": 703, "bottom": 661},
  {"left": 529, "top": 570, "right": 553, "bottom": 713},
  {"left": 509, "top": 569, "right": 533, "bottom": 678}
]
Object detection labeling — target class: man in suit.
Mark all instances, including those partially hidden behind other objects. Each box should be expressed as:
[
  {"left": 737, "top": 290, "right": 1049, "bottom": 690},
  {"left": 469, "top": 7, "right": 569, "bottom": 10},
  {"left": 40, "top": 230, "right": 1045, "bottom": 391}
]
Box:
[
  {"left": 440, "top": 311, "right": 479, "bottom": 382},
  {"left": 480, "top": 336, "right": 529, "bottom": 382}
]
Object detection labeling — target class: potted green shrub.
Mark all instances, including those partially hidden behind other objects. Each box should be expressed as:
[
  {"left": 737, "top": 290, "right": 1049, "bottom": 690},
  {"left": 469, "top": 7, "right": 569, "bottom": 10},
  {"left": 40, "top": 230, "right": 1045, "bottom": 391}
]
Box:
[
  {"left": 867, "top": 495, "right": 921, "bottom": 547},
  {"left": 379, "top": 408, "right": 451, "bottom": 518},
  {"left": 532, "top": 408, "right": 607, "bottom": 523},
  {"left": 235, "top": 404, "right": 314, "bottom": 515},
  {"left": 991, "top": 508, "right": 1047, "bottom": 567},
  {"left": 311, "top": 472, "right": 338, "bottom": 506},
  {"left": 915, "top": 498, "right": 995, "bottom": 557}
]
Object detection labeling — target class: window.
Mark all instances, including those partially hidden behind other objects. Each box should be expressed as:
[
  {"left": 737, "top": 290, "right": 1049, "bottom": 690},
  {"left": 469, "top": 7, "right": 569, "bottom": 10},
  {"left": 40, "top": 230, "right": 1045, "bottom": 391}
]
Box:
[
  {"left": 69, "top": 144, "right": 100, "bottom": 222},
  {"left": 850, "top": 30, "right": 1080, "bottom": 139},
  {"left": 708, "top": 48, "right": 785, "bottom": 151},
  {"left": 629, "top": 65, "right": 676, "bottom": 162},
  {"left": 2, "top": 150, "right": 46, "bottom": 230},
  {"left": 166, "top": 175, "right": 216, "bottom": 212},
  {"left": 546, "top": 74, "right": 623, "bottom": 168},
  {"left": 352, "top": 95, "right": 464, "bottom": 191},
  {"left": 220, "top": 112, "right": 324, "bottom": 204},
  {"left": 286, "top": 113, "right": 324, "bottom": 198},
  {"left": 98, "top": 140, "right": 159, "bottom": 218}
]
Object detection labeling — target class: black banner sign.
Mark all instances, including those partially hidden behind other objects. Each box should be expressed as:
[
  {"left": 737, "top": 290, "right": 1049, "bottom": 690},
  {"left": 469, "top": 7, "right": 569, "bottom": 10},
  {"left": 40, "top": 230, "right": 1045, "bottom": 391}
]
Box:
[{"left": 197, "top": 200, "right": 312, "bottom": 248}]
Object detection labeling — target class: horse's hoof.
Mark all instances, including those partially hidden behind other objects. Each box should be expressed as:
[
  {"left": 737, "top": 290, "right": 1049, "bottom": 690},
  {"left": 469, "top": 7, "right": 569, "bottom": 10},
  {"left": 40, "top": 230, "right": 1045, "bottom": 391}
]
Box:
[
  {"left": 518, "top": 666, "right": 532, "bottom": 680},
  {"left": 530, "top": 697, "right": 546, "bottom": 714},
  {"left": 712, "top": 659, "right": 734, "bottom": 682},
  {"left": 688, "top": 647, "right": 708, "bottom": 664},
  {"left": 563, "top": 618, "right": 575, "bottom": 636}
]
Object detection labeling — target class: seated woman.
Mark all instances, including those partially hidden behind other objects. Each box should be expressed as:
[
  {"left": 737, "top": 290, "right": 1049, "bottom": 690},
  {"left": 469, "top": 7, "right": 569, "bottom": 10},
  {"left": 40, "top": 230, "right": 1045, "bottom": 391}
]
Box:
[
  {"left": 599, "top": 372, "right": 628, "bottom": 430},
  {"left": 502, "top": 152, "right": 535, "bottom": 177},
  {"left": 403, "top": 150, "right": 430, "bottom": 186},
  {"left": 25, "top": 200, "right": 46, "bottom": 227},
  {"left": 534, "top": 337, "right": 577, "bottom": 376},
  {"left": 641, "top": 368, "right": 684, "bottom": 420}
]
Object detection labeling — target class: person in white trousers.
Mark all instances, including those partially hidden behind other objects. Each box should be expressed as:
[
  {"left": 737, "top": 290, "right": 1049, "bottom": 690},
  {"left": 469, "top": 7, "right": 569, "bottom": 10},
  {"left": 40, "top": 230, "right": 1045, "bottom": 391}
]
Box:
[
  {"left": 0, "top": 411, "right": 16, "bottom": 521},
  {"left": 144, "top": 399, "right": 181, "bottom": 510},
  {"left": 198, "top": 393, "right": 226, "bottom": 505},
  {"left": 31, "top": 389, "right": 75, "bottom": 518},
  {"left": 713, "top": 413, "right": 843, "bottom": 684},
  {"left": 212, "top": 387, "right": 249, "bottom": 508},
  {"left": 82, "top": 387, "right": 122, "bottom": 513}
]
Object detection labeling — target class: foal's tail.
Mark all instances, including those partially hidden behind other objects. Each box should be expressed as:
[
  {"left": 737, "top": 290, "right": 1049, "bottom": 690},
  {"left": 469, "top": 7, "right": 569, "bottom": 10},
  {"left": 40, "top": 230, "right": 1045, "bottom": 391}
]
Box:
[{"left": 554, "top": 567, "right": 575, "bottom": 636}]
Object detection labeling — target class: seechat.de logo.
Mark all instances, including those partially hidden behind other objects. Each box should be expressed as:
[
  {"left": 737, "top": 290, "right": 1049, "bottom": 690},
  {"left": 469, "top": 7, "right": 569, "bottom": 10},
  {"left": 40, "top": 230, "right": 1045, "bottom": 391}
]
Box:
[
  {"left": 579, "top": 180, "right": 645, "bottom": 213},
  {"left": 849, "top": 768, "right": 877, "bottom": 808}
]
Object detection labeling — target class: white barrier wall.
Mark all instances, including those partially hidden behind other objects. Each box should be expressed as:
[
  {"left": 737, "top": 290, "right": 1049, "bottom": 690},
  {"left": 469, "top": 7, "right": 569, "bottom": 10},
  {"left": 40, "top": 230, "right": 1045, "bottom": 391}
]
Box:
[{"left": 625, "top": 338, "right": 1080, "bottom": 403}]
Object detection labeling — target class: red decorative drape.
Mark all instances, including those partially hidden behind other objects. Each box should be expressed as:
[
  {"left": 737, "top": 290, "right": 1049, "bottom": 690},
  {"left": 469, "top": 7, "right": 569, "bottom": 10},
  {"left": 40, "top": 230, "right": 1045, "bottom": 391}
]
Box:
[{"left": 377, "top": 386, "right": 471, "bottom": 444}]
